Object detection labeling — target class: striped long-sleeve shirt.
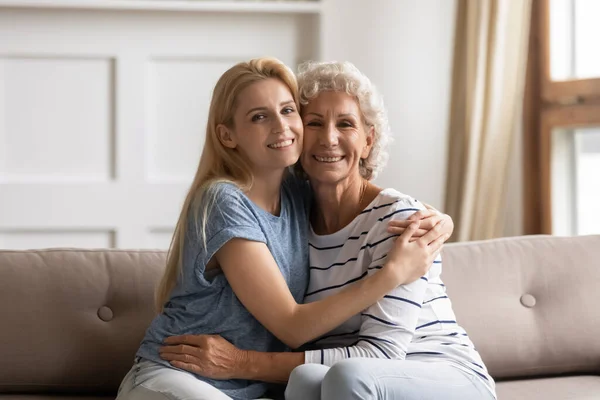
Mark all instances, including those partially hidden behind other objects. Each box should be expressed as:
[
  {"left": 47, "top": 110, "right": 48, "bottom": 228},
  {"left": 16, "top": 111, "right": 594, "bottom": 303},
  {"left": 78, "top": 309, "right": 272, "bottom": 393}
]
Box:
[{"left": 303, "top": 188, "right": 496, "bottom": 398}]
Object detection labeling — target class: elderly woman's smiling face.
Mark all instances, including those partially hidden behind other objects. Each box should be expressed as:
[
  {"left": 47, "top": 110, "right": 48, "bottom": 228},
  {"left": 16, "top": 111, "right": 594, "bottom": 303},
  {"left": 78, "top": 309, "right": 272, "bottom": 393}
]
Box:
[{"left": 300, "top": 91, "right": 373, "bottom": 185}]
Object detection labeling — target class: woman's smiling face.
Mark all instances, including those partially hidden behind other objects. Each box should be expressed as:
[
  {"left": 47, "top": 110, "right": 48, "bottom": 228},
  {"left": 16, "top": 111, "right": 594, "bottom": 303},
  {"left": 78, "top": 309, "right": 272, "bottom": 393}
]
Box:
[
  {"left": 300, "top": 91, "right": 373, "bottom": 186},
  {"left": 219, "top": 78, "right": 303, "bottom": 175}
]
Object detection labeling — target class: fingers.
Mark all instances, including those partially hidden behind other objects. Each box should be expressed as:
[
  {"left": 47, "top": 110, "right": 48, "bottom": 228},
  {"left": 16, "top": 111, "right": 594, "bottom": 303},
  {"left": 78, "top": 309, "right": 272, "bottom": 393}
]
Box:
[
  {"left": 438, "top": 214, "right": 454, "bottom": 238},
  {"left": 158, "top": 345, "right": 202, "bottom": 356},
  {"left": 389, "top": 215, "right": 441, "bottom": 231},
  {"left": 388, "top": 227, "right": 428, "bottom": 237},
  {"left": 398, "top": 220, "right": 420, "bottom": 243},
  {"left": 428, "top": 233, "right": 449, "bottom": 255},
  {"left": 159, "top": 344, "right": 192, "bottom": 355},
  {"left": 421, "top": 215, "right": 442, "bottom": 230},
  {"left": 407, "top": 209, "right": 435, "bottom": 221},
  {"left": 417, "top": 219, "right": 446, "bottom": 246},
  {"left": 164, "top": 335, "right": 198, "bottom": 345},
  {"left": 387, "top": 219, "right": 413, "bottom": 228},
  {"left": 170, "top": 360, "right": 201, "bottom": 374}
]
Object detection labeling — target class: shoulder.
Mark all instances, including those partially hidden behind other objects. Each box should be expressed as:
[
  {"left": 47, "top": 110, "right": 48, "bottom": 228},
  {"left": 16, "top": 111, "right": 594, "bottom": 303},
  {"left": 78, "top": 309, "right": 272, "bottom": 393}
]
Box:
[
  {"left": 353, "top": 189, "right": 425, "bottom": 256},
  {"left": 202, "top": 181, "right": 250, "bottom": 210},
  {"left": 371, "top": 188, "right": 427, "bottom": 219},
  {"left": 204, "top": 180, "right": 244, "bottom": 202},
  {"left": 355, "top": 188, "right": 426, "bottom": 241},
  {"left": 191, "top": 181, "right": 259, "bottom": 231},
  {"left": 186, "top": 182, "right": 268, "bottom": 278}
]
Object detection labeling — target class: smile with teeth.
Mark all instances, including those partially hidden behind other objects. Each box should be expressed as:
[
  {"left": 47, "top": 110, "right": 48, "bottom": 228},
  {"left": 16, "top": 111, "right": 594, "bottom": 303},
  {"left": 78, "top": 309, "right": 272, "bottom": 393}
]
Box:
[
  {"left": 267, "top": 139, "right": 294, "bottom": 149},
  {"left": 314, "top": 155, "right": 344, "bottom": 163}
]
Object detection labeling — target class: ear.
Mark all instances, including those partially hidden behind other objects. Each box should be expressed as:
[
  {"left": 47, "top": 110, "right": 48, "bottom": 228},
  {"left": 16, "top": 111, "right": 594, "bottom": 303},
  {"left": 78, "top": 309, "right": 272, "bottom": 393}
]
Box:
[
  {"left": 217, "top": 124, "right": 237, "bottom": 149},
  {"left": 361, "top": 125, "right": 375, "bottom": 159}
]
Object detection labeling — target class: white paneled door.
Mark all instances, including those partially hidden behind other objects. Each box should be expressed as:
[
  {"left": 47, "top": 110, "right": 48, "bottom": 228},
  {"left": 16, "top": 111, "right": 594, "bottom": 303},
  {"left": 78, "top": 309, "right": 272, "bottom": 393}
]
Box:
[{"left": 0, "top": 6, "right": 318, "bottom": 249}]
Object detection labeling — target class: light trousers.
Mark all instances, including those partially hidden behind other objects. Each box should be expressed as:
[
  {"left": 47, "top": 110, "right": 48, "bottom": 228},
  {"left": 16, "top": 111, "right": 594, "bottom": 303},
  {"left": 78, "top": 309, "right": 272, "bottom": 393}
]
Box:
[
  {"left": 116, "top": 359, "right": 233, "bottom": 400},
  {"left": 285, "top": 358, "right": 495, "bottom": 400}
]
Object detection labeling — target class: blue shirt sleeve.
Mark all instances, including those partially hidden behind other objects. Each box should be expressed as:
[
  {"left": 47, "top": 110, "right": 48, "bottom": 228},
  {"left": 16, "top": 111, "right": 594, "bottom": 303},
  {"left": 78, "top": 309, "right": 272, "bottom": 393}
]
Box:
[{"left": 193, "top": 182, "right": 267, "bottom": 283}]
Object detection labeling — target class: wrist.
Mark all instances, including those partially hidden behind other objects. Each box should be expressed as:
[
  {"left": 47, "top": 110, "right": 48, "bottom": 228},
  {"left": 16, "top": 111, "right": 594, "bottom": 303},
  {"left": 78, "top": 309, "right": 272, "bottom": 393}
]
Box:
[
  {"left": 379, "top": 262, "right": 407, "bottom": 287},
  {"left": 236, "top": 349, "right": 256, "bottom": 380},
  {"left": 240, "top": 350, "right": 270, "bottom": 381}
]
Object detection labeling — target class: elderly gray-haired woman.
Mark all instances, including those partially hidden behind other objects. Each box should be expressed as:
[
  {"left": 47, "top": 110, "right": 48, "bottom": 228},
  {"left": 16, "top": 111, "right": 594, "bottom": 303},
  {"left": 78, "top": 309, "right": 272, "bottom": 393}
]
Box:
[{"left": 158, "top": 61, "right": 494, "bottom": 400}]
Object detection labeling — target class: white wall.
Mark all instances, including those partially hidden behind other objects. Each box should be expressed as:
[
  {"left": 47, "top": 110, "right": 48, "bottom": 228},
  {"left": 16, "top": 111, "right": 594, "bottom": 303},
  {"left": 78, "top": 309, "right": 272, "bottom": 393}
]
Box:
[
  {"left": 0, "top": 0, "right": 459, "bottom": 249},
  {"left": 321, "top": 0, "right": 457, "bottom": 209},
  {"left": 0, "top": 5, "right": 319, "bottom": 249}
]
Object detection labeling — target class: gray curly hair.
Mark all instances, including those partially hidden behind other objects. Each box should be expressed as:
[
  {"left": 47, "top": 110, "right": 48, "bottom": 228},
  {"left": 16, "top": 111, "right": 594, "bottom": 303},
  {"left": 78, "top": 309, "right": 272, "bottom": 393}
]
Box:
[{"left": 297, "top": 61, "right": 391, "bottom": 180}]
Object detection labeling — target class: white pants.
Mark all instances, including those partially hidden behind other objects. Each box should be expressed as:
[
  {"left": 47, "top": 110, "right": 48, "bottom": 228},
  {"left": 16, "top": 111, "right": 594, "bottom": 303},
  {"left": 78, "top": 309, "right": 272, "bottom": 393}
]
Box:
[
  {"left": 116, "top": 359, "right": 233, "bottom": 400},
  {"left": 285, "top": 359, "right": 495, "bottom": 400}
]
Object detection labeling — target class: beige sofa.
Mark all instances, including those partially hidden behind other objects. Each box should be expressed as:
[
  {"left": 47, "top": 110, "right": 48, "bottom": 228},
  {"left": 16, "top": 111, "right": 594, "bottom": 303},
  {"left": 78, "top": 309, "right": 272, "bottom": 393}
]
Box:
[{"left": 1, "top": 235, "right": 599, "bottom": 399}]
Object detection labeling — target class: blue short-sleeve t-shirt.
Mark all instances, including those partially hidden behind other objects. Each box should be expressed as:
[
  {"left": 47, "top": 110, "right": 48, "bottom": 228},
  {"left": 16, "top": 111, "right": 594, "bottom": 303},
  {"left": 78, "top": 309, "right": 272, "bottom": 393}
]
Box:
[{"left": 136, "top": 174, "right": 310, "bottom": 399}]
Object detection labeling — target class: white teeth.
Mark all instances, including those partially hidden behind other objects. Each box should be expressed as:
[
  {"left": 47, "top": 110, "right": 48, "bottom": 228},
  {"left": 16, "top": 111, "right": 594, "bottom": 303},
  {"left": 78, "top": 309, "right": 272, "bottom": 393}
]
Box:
[
  {"left": 268, "top": 139, "right": 293, "bottom": 149},
  {"left": 315, "top": 156, "right": 343, "bottom": 163}
]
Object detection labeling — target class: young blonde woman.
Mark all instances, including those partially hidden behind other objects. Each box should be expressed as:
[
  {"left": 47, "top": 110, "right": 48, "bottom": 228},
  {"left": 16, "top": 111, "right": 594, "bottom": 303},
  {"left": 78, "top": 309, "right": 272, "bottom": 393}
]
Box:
[{"left": 115, "top": 58, "right": 450, "bottom": 400}]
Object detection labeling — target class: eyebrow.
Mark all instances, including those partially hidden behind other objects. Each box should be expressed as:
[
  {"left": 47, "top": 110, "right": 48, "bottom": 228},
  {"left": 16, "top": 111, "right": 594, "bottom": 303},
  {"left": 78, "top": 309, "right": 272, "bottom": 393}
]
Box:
[
  {"left": 305, "top": 112, "right": 358, "bottom": 119},
  {"left": 246, "top": 100, "right": 295, "bottom": 116}
]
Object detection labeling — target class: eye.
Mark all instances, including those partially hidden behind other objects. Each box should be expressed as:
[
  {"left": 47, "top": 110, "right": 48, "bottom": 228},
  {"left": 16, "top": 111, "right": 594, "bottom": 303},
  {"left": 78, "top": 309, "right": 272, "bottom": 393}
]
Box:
[
  {"left": 337, "top": 120, "right": 354, "bottom": 128},
  {"left": 251, "top": 114, "right": 266, "bottom": 122},
  {"left": 281, "top": 106, "right": 296, "bottom": 115},
  {"left": 306, "top": 120, "right": 322, "bottom": 127}
]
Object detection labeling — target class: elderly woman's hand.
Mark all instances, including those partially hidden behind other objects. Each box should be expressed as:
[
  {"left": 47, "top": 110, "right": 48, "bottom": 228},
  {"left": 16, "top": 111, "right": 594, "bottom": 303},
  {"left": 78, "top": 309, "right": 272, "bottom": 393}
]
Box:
[
  {"left": 159, "top": 334, "right": 247, "bottom": 380},
  {"left": 387, "top": 210, "right": 454, "bottom": 242},
  {"left": 383, "top": 221, "right": 448, "bottom": 285}
]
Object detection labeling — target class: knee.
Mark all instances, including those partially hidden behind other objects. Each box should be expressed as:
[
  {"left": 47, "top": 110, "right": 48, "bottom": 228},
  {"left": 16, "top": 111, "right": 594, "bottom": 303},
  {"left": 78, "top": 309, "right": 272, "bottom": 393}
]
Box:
[
  {"left": 322, "top": 360, "right": 376, "bottom": 400},
  {"left": 285, "top": 364, "right": 328, "bottom": 400}
]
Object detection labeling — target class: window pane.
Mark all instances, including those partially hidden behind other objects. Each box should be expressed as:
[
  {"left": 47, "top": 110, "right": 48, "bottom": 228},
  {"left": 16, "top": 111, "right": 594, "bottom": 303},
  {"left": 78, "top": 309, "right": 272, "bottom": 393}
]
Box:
[
  {"left": 551, "top": 127, "right": 600, "bottom": 236},
  {"left": 574, "top": 0, "right": 600, "bottom": 79},
  {"left": 551, "top": 128, "right": 576, "bottom": 235},
  {"left": 549, "top": 0, "right": 600, "bottom": 81},
  {"left": 576, "top": 128, "right": 600, "bottom": 235},
  {"left": 549, "top": 0, "right": 573, "bottom": 81}
]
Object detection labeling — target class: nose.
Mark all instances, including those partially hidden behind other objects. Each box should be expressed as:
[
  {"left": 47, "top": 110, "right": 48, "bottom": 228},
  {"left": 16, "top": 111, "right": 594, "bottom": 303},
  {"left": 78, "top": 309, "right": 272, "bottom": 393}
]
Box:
[
  {"left": 271, "top": 113, "right": 286, "bottom": 134},
  {"left": 320, "top": 121, "right": 339, "bottom": 147}
]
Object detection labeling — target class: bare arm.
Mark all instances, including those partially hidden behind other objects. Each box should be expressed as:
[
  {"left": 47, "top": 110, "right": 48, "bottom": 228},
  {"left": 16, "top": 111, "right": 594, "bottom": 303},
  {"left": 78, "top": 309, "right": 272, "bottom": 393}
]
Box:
[
  {"left": 216, "top": 224, "right": 425, "bottom": 349},
  {"left": 242, "top": 351, "right": 303, "bottom": 383},
  {"left": 159, "top": 334, "right": 304, "bottom": 383}
]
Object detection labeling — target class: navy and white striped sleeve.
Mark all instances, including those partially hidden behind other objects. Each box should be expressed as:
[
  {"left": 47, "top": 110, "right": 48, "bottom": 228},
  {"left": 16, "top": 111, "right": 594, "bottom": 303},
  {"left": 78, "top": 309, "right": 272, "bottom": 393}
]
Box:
[{"left": 305, "top": 198, "right": 432, "bottom": 365}]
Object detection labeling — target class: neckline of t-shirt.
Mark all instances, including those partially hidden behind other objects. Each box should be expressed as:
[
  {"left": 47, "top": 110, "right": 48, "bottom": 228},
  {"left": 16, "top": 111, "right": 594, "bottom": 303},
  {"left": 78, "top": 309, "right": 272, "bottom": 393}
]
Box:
[
  {"left": 309, "top": 188, "right": 394, "bottom": 244},
  {"left": 244, "top": 188, "right": 287, "bottom": 222}
]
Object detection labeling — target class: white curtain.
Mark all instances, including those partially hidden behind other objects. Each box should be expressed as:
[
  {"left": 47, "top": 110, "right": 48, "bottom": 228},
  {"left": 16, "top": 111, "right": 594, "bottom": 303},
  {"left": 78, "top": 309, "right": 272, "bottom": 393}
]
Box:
[{"left": 445, "top": 0, "right": 532, "bottom": 241}]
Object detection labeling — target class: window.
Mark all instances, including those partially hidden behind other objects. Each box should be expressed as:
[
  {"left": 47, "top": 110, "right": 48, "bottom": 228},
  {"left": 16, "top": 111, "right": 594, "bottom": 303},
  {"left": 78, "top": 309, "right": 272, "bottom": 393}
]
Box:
[{"left": 524, "top": 0, "right": 600, "bottom": 235}]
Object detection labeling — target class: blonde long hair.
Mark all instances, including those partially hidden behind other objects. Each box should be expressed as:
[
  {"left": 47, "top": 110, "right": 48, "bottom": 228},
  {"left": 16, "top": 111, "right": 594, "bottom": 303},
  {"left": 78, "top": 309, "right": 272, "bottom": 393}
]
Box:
[{"left": 155, "top": 57, "right": 299, "bottom": 312}]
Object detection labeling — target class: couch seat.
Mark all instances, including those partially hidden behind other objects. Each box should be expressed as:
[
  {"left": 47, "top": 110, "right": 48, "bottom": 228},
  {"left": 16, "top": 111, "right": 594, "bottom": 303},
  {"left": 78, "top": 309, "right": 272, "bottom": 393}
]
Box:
[{"left": 496, "top": 375, "right": 600, "bottom": 400}]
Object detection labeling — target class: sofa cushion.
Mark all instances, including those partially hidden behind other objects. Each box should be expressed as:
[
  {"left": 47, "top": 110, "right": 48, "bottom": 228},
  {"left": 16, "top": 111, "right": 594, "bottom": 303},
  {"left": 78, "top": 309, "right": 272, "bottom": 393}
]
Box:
[
  {"left": 443, "top": 235, "right": 600, "bottom": 379},
  {"left": 496, "top": 375, "right": 600, "bottom": 400},
  {"left": 0, "top": 249, "right": 166, "bottom": 394}
]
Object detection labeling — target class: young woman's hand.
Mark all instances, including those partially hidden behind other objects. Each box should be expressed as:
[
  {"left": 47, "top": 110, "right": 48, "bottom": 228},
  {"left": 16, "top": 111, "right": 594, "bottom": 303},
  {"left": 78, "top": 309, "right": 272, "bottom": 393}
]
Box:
[
  {"left": 159, "top": 334, "right": 247, "bottom": 380},
  {"left": 387, "top": 210, "right": 454, "bottom": 242},
  {"left": 383, "top": 220, "right": 448, "bottom": 285}
]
